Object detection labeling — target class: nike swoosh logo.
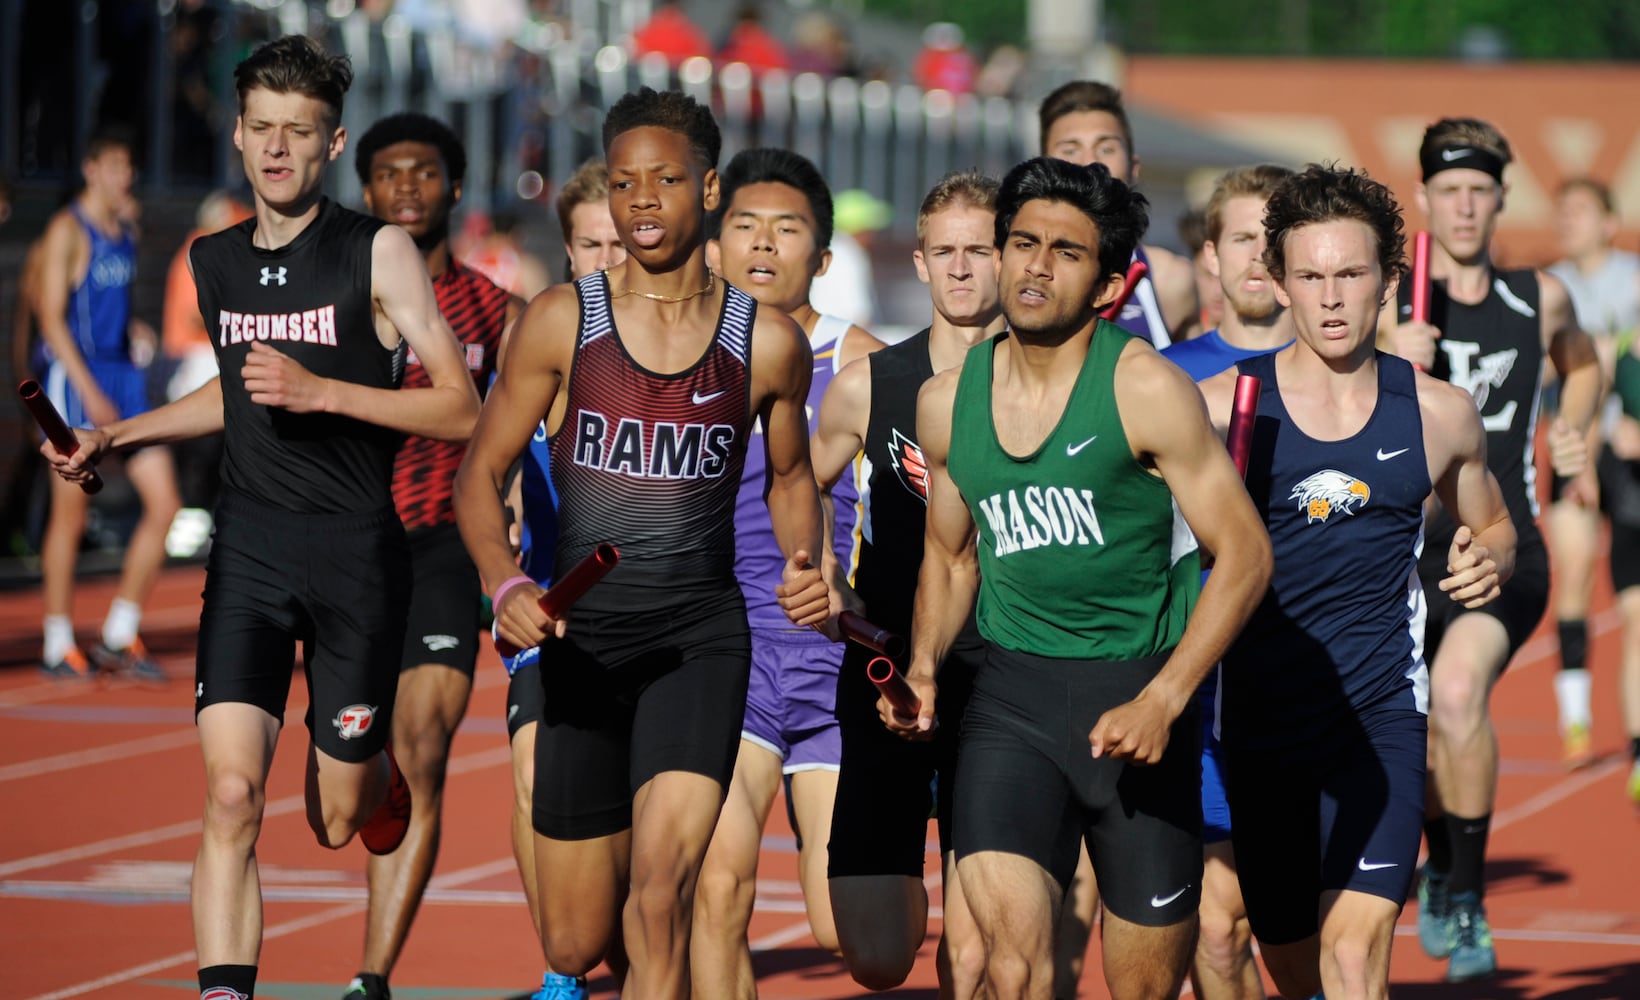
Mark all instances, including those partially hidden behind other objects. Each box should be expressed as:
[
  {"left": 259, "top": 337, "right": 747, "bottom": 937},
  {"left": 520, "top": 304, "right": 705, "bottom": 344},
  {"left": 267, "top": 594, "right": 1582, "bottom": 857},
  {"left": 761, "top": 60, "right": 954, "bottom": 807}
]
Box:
[
  {"left": 1376, "top": 447, "right": 1409, "bottom": 461},
  {"left": 1441, "top": 148, "right": 1469, "bottom": 161},
  {"left": 1067, "top": 435, "right": 1098, "bottom": 456},
  {"left": 691, "top": 390, "right": 726, "bottom": 404},
  {"left": 1150, "top": 886, "right": 1189, "bottom": 908},
  {"left": 1357, "top": 859, "right": 1398, "bottom": 871}
]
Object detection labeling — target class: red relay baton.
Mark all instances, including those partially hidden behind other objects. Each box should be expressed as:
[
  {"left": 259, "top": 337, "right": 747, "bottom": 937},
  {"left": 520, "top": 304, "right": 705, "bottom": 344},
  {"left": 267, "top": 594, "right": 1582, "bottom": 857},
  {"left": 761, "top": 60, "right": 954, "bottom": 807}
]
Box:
[
  {"left": 1099, "top": 260, "right": 1149, "bottom": 321},
  {"left": 18, "top": 379, "right": 103, "bottom": 495},
  {"left": 1410, "top": 230, "right": 1432, "bottom": 372},
  {"left": 866, "top": 656, "right": 921, "bottom": 718},
  {"left": 1227, "top": 374, "right": 1260, "bottom": 479},
  {"left": 1410, "top": 230, "right": 1432, "bottom": 325},
  {"left": 838, "top": 610, "right": 906, "bottom": 659},
  {"left": 494, "top": 543, "right": 621, "bottom": 657}
]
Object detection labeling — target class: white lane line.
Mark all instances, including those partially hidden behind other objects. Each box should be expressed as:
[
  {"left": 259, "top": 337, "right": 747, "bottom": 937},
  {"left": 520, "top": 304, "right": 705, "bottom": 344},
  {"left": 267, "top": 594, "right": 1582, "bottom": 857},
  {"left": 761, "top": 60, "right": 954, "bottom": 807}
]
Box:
[
  {"left": 0, "top": 729, "right": 199, "bottom": 783},
  {"left": 0, "top": 745, "right": 511, "bottom": 878},
  {"left": 1491, "top": 755, "right": 1628, "bottom": 832},
  {"left": 24, "top": 857, "right": 521, "bottom": 1000}
]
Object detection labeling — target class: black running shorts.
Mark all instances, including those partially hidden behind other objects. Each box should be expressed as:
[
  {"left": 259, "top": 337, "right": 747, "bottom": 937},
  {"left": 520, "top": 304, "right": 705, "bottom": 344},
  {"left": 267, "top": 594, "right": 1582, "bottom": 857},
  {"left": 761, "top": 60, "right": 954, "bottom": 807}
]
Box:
[
  {"left": 530, "top": 587, "right": 751, "bottom": 840},
  {"left": 952, "top": 645, "right": 1203, "bottom": 928},
  {"left": 1421, "top": 531, "right": 1549, "bottom": 665},
  {"left": 827, "top": 629, "right": 981, "bottom": 879},
  {"left": 195, "top": 488, "right": 410, "bottom": 763},
  {"left": 399, "top": 523, "right": 482, "bottom": 676}
]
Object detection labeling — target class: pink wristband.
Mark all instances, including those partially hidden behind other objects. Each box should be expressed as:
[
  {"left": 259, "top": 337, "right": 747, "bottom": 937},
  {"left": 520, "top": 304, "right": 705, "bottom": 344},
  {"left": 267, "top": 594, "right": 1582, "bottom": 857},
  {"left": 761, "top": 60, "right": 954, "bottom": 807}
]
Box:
[{"left": 491, "top": 574, "right": 535, "bottom": 613}]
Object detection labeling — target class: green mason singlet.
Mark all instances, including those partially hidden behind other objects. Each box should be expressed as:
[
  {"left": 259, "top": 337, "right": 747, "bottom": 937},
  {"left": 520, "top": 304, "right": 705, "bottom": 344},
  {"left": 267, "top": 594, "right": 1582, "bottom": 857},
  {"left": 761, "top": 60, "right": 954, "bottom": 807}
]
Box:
[{"left": 947, "top": 323, "right": 1198, "bottom": 660}]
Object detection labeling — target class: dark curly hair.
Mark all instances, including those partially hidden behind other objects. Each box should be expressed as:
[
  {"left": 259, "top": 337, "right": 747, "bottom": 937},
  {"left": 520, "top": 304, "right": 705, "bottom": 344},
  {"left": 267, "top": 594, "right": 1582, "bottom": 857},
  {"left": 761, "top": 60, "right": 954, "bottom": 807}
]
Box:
[
  {"left": 353, "top": 112, "right": 466, "bottom": 187},
  {"left": 708, "top": 147, "right": 833, "bottom": 249},
  {"left": 234, "top": 35, "right": 353, "bottom": 129},
  {"left": 1262, "top": 163, "right": 1406, "bottom": 285},
  {"left": 994, "top": 157, "right": 1148, "bottom": 283},
  {"left": 602, "top": 87, "right": 721, "bottom": 171}
]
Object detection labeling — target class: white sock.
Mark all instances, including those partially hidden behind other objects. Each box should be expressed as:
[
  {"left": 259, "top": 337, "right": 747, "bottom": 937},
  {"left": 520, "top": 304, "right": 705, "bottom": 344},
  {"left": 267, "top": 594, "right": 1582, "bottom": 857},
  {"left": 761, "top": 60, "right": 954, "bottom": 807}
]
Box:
[
  {"left": 43, "top": 615, "right": 76, "bottom": 665},
  {"left": 102, "top": 598, "right": 141, "bottom": 651},
  {"left": 1554, "top": 668, "right": 1593, "bottom": 731}
]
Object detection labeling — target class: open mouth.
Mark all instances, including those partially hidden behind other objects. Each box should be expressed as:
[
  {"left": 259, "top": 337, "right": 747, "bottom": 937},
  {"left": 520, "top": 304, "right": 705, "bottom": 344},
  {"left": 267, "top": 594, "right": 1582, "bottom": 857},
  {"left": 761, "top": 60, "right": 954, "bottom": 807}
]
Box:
[{"left": 631, "top": 221, "right": 666, "bottom": 249}]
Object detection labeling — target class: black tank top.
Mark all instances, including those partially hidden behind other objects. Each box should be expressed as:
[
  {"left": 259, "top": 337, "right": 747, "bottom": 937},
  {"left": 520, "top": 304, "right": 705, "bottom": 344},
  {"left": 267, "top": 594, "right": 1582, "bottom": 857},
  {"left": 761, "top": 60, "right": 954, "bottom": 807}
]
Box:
[
  {"left": 854, "top": 328, "right": 936, "bottom": 633},
  {"left": 1397, "top": 268, "right": 1544, "bottom": 549},
  {"left": 547, "top": 271, "right": 757, "bottom": 612},
  {"left": 192, "top": 198, "right": 405, "bottom": 514}
]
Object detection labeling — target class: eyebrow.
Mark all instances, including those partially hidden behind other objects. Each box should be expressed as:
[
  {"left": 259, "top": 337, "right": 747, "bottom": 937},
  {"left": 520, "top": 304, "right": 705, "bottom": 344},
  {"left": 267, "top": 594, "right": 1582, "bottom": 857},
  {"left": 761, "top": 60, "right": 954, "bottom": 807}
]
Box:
[
  {"left": 1009, "top": 228, "right": 1090, "bottom": 253},
  {"left": 729, "top": 209, "right": 807, "bottom": 223}
]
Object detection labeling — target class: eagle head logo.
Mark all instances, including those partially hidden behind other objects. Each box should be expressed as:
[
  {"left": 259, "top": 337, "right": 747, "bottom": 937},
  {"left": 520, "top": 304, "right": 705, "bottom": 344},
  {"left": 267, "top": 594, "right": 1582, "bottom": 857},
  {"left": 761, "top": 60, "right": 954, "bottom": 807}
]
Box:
[{"left": 1289, "top": 469, "right": 1370, "bottom": 524}]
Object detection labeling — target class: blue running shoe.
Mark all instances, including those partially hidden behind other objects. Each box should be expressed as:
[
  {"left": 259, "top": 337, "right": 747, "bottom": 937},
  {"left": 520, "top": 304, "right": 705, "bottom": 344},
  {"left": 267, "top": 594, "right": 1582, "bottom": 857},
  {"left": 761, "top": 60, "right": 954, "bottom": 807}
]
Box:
[
  {"left": 531, "top": 971, "right": 587, "bottom": 1000},
  {"left": 1446, "top": 891, "right": 1497, "bottom": 982},
  {"left": 1417, "top": 866, "right": 1453, "bottom": 959}
]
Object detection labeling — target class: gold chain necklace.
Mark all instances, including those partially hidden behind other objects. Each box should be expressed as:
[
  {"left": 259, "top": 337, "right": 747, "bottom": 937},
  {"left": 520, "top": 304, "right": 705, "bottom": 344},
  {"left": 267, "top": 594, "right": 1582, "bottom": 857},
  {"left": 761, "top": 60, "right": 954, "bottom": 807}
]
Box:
[{"left": 611, "top": 271, "right": 715, "bottom": 303}]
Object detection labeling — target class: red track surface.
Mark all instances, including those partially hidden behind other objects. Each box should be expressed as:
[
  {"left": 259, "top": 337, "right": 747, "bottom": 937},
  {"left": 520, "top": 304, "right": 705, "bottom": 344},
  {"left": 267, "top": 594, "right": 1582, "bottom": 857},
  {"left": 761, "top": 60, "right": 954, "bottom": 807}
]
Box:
[{"left": 2, "top": 560, "right": 1637, "bottom": 999}]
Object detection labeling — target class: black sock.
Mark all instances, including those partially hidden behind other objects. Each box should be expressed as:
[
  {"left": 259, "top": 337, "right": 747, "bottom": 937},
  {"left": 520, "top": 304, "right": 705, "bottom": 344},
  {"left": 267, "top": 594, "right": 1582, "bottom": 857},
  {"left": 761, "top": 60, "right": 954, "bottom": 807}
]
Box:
[
  {"left": 1445, "top": 812, "right": 1491, "bottom": 897},
  {"left": 352, "top": 973, "right": 389, "bottom": 996},
  {"left": 198, "top": 964, "right": 257, "bottom": 999},
  {"left": 1558, "top": 619, "right": 1588, "bottom": 672},
  {"left": 1423, "top": 816, "right": 1452, "bottom": 874},
  {"left": 1630, "top": 736, "right": 1640, "bottom": 762}
]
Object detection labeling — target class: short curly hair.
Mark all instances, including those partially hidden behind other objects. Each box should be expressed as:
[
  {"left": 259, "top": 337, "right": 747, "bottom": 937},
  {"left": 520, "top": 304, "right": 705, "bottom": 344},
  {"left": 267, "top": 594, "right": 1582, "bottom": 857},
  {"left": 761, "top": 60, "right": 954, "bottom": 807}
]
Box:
[
  {"left": 602, "top": 87, "right": 721, "bottom": 171},
  {"left": 353, "top": 112, "right": 466, "bottom": 187},
  {"left": 1262, "top": 163, "right": 1406, "bottom": 285},
  {"left": 995, "top": 157, "right": 1148, "bottom": 284}
]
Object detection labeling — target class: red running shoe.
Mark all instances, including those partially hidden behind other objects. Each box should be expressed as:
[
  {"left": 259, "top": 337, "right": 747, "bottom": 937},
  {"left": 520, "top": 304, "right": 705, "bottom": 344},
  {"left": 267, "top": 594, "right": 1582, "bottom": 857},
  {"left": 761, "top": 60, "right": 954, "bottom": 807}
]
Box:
[{"left": 359, "top": 746, "right": 411, "bottom": 855}]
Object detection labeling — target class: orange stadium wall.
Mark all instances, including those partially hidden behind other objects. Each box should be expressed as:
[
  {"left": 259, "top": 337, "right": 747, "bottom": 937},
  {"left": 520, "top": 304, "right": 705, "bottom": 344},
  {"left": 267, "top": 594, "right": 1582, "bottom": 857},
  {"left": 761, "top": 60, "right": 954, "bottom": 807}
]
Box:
[{"left": 1126, "top": 57, "right": 1640, "bottom": 268}]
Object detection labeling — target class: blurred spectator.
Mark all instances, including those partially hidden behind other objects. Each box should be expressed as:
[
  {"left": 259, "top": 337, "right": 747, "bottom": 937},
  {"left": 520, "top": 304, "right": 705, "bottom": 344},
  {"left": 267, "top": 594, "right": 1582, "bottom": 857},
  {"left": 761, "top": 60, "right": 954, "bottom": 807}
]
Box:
[
  {"left": 1177, "top": 207, "right": 1223, "bottom": 336},
  {"left": 0, "top": 173, "right": 12, "bottom": 228},
  {"left": 718, "top": 5, "right": 791, "bottom": 78},
  {"left": 171, "top": 1, "right": 222, "bottom": 183},
  {"left": 462, "top": 210, "right": 552, "bottom": 299},
  {"left": 789, "top": 11, "right": 856, "bottom": 78},
  {"left": 976, "top": 44, "right": 1027, "bottom": 99},
  {"left": 912, "top": 22, "right": 977, "bottom": 95},
  {"left": 162, "top": 191, "right": 253, "bottom": 385},
  {"left": 809, "top": 189, "right": 890, "bottom": 329},
  {"left": 632, "top": 0, "right": 712, "bottom": 68}
]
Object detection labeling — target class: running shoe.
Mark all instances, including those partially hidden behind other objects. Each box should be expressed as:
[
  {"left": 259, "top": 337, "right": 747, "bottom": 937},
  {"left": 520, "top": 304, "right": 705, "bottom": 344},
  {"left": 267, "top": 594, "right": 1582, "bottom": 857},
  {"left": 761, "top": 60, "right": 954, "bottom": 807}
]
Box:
[
  {"left": 1416, "top": 866, "right": 1454, "bottom": 959},
  {"left": 91, "top": 637, "right": 167, "bottom": 683},
  {"left": 531, "top": 972, "right": 588, "bottom": 1000},
  {"left": 41, "top": 645, "right": 94, "bottom": 680},
  {"left": 1561, "top": 720, "right": 1594, "bottom": 770},
  {"left": 1445, "top": 891, "right": 1497, "bottom": 982},
  {"left": 359, "top": 746, "right": 412, "bottom": 855},
  {"left": 340, "top": 976, "right": 389, "bottom": 1000}
]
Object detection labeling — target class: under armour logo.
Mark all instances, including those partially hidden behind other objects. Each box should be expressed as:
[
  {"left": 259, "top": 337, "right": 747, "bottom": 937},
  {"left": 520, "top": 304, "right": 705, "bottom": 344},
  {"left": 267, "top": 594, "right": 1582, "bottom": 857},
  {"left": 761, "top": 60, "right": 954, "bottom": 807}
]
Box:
[{"left": 259, "top": 266, "right": 288, "bottom": 286}]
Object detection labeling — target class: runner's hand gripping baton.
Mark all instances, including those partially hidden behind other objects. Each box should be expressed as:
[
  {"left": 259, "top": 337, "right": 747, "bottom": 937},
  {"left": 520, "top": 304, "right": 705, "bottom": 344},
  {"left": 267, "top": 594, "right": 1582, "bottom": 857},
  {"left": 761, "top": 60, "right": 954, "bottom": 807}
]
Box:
[
  {"left": 839, "top": 612, "right": 919, "bottom": 715},
  {"left": 1098, "top": 259, "right": 1149, "bottom": 321},
  {"left": 866, "top": 656, "right": 920, "bottom": 718},
  {"left": 18, "top": 379, "right": 103, "bottom": 494},
  {"left": 1227, "top": 374, "right": 1261, "bottom": 478},
  {"left": 493, "top": 543, "right": 620, "bottom": 657}
]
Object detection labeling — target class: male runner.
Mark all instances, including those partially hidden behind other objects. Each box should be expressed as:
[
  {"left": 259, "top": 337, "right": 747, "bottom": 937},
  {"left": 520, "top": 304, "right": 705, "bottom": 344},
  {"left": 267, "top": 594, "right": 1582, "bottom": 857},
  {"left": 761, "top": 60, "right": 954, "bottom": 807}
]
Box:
[
  {"left": 35, "top": 126, "right": 181, "bottom": 680},
  {"left": 813, "top": 169, "right": 1002, "bottom": 998},
  {"left": 1038, "top": 80, "right": 1198, "bottom": 347},
  {"left": 1162, "top": 163, "right": 1296, "bottom": 1000},
  {"left": 1381, "top": 117, "right": 1601, "bottom": 982},
  {"left": 691, "top": 146, "right": 881, "bottom": 998},
  {"left": 452, "top": 87, "right": 829, "bottom": 999},
  {"left": 1607, "top": 338, "right": 1640, "bottom": 804},
  {"left": 1546, "top": 177, "right": 1639, "bottom": 763},
  {"left": 340, "top": 111, "right": 522, "bottom": 1000},
  {"left": 495, "top": 156, "right": 630, "bottom": 1000},
  {"left": 556, "top": 158, "right": 626, "bottom": 281},
  {"left": 886, "top": 156, "right": 1272, "bottom": 1000},
  {"left": 1202, "top": 163, "right": 1514, "bottom": 1000},
  {"left": 43, "top": 36, "right": 482, "bottom": 1000}
]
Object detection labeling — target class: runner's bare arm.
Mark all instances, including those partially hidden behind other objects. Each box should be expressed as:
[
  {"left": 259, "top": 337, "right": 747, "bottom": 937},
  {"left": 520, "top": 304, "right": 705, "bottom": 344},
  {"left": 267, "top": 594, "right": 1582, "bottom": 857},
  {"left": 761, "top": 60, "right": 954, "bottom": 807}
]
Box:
[
  {"left": 1095, "top": 347, "right": 1271, "bottom": 762},
  {"left": 756, "top": 309, "right": 830, "bottom": 628}
]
